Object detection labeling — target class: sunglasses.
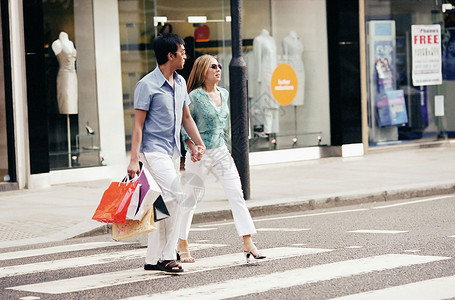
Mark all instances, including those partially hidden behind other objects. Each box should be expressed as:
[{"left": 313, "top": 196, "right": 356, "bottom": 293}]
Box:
[
  {"left": 173, "top": 50, "right": 186, "bottom": 56},
  {"left": 210, "top": 63, "right": 223, "bottom": 70}
]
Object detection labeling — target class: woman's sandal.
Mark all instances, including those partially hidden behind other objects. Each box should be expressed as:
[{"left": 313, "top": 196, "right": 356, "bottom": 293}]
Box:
[
  {"left": 177, "top": 251, "right": 196, "bottom": 263},
  {"left": 244, "top": 248, "right": 266, "bottom": 263},
  {"left": 157, "top": 260, "right": 183, "bottom": 273}
]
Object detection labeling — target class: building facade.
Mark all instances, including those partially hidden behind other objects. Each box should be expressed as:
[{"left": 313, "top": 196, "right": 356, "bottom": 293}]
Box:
[{"left": 1, "top": 0, "right": 453, "bottom": 190}]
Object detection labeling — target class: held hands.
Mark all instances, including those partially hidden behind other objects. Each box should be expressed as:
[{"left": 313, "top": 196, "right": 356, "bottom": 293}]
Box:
[{"left": 190, "top": 144, "right": 205, "bottom": 162}]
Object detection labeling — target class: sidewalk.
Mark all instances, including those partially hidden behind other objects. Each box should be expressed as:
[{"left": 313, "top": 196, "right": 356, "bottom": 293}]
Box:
[{"left": 0, "top": 142, "right": 454, "bottom": 249}]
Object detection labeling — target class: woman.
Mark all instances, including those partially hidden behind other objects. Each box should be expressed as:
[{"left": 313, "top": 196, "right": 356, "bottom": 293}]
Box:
[{"left": 177, "top": 55, "right": 266, "bottom": 263}]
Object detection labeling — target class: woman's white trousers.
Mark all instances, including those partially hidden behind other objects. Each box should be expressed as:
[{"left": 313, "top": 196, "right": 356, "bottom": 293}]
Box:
[{"left": 178, "top": 145, "right": 256, "bottom": 240}]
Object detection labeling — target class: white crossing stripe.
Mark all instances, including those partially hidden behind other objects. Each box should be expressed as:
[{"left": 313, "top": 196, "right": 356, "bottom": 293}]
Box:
[
  {"left": 256, "top": 228, "right": 310, "bottom": 232},
  {"left": 0, "top": 243, "right": 227, "bottom": 278},
  {"left": 0, "top": 249, "right": 145, "bottom": 278},
  {"left": 124, "top": 254, "right": 450, "bottom": 300},
  {"left": 372, "top": 195, "right": 452, "bottom": 209},
  {"left": 199, "top": 208, "right": 369, "bottom": 227},
  {"left": 348, "top": 230, "right": 408, "bottom": 234},
  {"left": 188, "top": 243, "right": 228, "bottom": 251},
  {"left": 189, "top": 228, "right": 217, "bottom": 231},
  {"left": 6, "top": 247, "right": 333, "bottom": 294},
  {"left": 333, "top": 275, "right": 455, "bottom": 300},
  {"left": 0, "top": 242, "right": 124, "bottom": 261}
]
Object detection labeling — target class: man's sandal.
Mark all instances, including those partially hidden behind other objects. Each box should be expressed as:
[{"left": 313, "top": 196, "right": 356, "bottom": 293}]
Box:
[
  {"left": 177, "top": 251, "right": 196, "bottom": 263},
  {"left": 157, "top": 260, "right": 183, "bottom": 273}
]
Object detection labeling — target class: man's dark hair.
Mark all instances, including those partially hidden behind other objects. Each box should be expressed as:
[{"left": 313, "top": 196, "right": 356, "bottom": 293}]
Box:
[{"left": 153, "top": 33, "right": 185, "bottom": 65}]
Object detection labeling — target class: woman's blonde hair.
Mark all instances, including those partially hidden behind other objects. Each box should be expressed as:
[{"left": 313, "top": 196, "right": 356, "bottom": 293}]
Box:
[{"left": 187, "top": 54, "right": 216, "bottom": 93}]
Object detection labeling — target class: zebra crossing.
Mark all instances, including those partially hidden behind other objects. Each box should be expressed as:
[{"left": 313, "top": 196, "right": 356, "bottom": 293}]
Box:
[
  {"left": 1, "top": 239, "right": 454, "bottom": 299},
  {"left": 126, "top": 254, "right": 451, "bottom": 300}
]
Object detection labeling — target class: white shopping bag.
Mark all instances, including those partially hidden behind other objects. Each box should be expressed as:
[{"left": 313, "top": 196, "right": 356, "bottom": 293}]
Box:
[
  {"left": 126, "top": 183, "right": 141, "bottom": 220},
  {"left": 131, "top": 167, "right": 161, "bottom": 220}
]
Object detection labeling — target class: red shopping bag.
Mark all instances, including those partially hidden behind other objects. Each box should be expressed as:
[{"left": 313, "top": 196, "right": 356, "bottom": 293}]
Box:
[{"left": 92, "top": 180, "right": 139, "bottom": 223}]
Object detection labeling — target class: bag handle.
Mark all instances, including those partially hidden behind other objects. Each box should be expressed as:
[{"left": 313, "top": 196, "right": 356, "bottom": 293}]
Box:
[
  {"left": 123, "top": 161, "right": 145, "bottom": 184},
  {"left": 120, "top": 174, "right": 136, "bottom": 185}
]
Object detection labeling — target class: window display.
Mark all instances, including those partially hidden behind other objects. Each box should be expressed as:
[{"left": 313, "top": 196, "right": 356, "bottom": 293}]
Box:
[
  {"left": 43, "top": 0, "right": 101, "bottom": 169},
  {"left": 282, "top": 31, "right": 305, "bottom": 106},
  {"left": 365, "top": 0, "right": 454, "bottom": 144},
  {"left": 119, "top": 0, "right": 232, "bottom": 152},
  {"left": 250, "top": 29, "right": 280, "bottom": 139},
  {"left": 119, "top": 0, "right": 331, "bottom": 154},
  {"left": 249, "top": 0, "right": 331, "bottom": 150},
  {"left": 52, "top": 31, "right": 78, "bottom": 115}
]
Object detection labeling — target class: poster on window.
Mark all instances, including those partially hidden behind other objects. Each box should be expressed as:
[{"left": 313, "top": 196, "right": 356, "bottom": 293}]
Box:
[
  {"left": 411, "top": 25, "right": 442, "bottom": 86},
  {"left": 376, "top": 90, "right": 408, "bottom": 127}
]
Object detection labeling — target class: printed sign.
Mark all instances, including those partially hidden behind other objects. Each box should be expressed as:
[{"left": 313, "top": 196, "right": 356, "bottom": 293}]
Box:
[
  {"left": 411, "top": 25, "right": 442, "bottom": 86},
  {"left": 270, "top": 64, "right": 298, "bottom": 106},
  {"left": 376, "top": 90, "right": 408, "bottom": 127}
]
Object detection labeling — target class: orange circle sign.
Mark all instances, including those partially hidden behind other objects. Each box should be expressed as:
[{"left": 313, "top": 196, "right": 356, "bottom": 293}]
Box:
[{"left": 270, "top": 63, "right": 298, "bottom": 106}]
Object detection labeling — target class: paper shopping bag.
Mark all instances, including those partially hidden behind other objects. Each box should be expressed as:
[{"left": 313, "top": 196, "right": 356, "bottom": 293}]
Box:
[
  {"left": 92, "top": 180, "right": 139, "bottom": 223},
  {"left": 153, "top": 195, "right": 170, "bottom": 222},
  {"left": 131, "top": 167, "right": 161, "bottom": 220},
  {"left": 126, "top": 183, "right": 141, "bottom": 220},
  {"left": 112, "top": 206, "right": 156, "bottom": 241}
]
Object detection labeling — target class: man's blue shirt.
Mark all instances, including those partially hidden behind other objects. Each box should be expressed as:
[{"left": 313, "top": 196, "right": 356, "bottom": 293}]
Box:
[{"left": 134, "top": 66, "right": 190, "bottom": 156}]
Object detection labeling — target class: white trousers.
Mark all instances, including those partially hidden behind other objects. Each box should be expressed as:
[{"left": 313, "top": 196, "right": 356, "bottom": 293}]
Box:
[
  {"left": 178, "top": 145, "right": 256, "bottom": 240},
  {"left": 140, "top": 152, "right": 182, "bottom": 265}
]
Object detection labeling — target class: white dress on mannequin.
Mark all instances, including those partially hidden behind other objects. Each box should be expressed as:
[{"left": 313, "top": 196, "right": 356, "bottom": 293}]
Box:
[
  {"left": 282, "top": 31, "right": 305, "bottom": 106},
  {"left": 251, "top": 29, "right": 279, "bottom": 134},
  {"left": 52, "top": 32, "right": 78, "bottom": 115}
]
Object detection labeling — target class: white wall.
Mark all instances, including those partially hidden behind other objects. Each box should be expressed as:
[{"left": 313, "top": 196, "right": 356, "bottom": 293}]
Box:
[
  {"left": 9, "top": 0, "right": 31, "bottom": 189},
  {"left": 93, "top": 0, "right": 126, "bottom": 167}
]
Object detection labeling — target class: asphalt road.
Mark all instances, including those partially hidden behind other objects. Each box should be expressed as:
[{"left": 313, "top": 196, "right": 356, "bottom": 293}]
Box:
[{"left": 1, "top": 194, "right": 454, "bottom": 299}]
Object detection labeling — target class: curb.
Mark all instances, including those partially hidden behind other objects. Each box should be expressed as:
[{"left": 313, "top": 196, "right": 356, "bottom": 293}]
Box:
[
  {"left": 191, "top": 183, "right": 455, "bottom": 223},
  {"left": 74, "top": 183, "right": 455, "bottom": 239}
]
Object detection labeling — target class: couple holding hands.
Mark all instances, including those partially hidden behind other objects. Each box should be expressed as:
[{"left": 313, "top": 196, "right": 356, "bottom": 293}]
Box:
[{"left": 127, "top": 33, "right": 265, "bottom": 273}]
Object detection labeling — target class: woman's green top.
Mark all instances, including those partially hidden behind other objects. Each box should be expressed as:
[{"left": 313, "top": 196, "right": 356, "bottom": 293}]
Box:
[{"left": 181, "top": 86, "right": 230, "bottom": 150}]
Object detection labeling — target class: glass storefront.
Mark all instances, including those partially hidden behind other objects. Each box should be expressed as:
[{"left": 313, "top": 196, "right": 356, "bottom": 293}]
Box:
[
  {"left": 118, "top": 0, "right": 331, "bottom": 153},
  {"left": 118, "top": 0, "right": 232, "bottom": 151},
  {"left": 365, "top": 0, "right": 454, "bottom": 146},
  {"left": 42, "top": 0, "right": 101, "bottom": 170},
  {"left": 248, "top": 0, "right": 331, "bottom": 151}
]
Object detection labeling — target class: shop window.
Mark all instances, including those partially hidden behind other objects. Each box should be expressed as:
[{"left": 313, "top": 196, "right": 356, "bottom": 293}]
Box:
[
  {"left": 365, "top": 0, "right": 453, "bottom": 145},
  {"left": 42, "top": 0, "right": 101, "bottom": 169},
  {"left": 247, "top": 0, "right": 331, "bottom": 151},
  {"left": 118, "top": 0, "right": 331, "bottom": 153},
  {"left": 119, "top": 0, "right": 232, "bottom": 151}
]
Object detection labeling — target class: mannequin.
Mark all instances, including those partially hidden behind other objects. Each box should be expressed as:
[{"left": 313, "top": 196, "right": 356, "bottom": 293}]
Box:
[
  {"left": 52, "top": 31, "right": 78, "bottom": 115},
  {"left": 282, "top": 31, "right": 305, "bottom": 144},
  {"left": 282, "top": 31, "right": 305, "bottom": 106},
  {"left": 52, "top": 32, "right": 78, "bottom": 166},
  {"left": 251, "top": 29, "right": 279, "bottom": 136}
]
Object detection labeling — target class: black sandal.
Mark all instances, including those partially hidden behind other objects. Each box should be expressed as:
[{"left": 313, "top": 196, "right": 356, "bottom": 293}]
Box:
[{"left": 157, "top": 260, "right": 183, "bottom": 273}]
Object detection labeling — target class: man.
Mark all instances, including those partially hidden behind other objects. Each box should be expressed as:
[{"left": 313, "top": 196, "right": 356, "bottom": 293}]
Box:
[{"left": 127, "top": 33, "right": 205, "bottom": 273}]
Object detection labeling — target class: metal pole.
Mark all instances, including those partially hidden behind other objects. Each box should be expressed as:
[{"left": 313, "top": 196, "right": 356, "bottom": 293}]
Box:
[{"left": 229, "top": 0, "right": 250, "bottom": 199}]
